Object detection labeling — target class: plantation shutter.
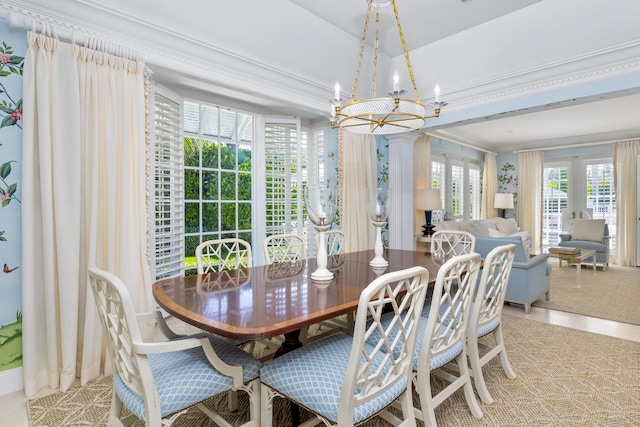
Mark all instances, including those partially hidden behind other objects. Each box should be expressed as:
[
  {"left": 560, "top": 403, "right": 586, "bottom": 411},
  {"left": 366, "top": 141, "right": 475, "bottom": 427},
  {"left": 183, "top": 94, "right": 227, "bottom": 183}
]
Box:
[
  {"left": 264, "top": 118, "right": 307, "bottom": 238},
  {"left": 149, "top": 84, "right": 185, "bottom": 280}
]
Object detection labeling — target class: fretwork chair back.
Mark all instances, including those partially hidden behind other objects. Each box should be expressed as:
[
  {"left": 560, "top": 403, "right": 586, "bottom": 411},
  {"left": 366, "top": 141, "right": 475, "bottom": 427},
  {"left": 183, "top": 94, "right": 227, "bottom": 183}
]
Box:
[
  {"left": 468, "top": 243, "right": 517, "bottom": 404},
  {"left": 196, "top": 238, "right": 252, "bottom": 274},
  {"left": 325, "top": 229, "right": 347, "bottom": 256},
  {"left": 430, "top": 230, "right": 476, "bottom": 263},
  {"left": 263, "top": 233, "right": 306, "bottom": 264},
  {"left": 87, "top": 267, "right": 262, "bottom": 427},
  {"left": 260, "top": 266, "right": 430, "bottom": 427},
  {"left": 414, "top": 253, "right": 483, "bottom": 427}
]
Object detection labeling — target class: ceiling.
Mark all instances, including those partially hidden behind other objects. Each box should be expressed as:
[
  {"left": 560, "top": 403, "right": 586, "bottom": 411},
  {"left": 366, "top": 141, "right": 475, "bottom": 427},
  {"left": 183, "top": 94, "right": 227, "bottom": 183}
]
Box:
[
  {"left": 9, "top": 0, "right": 640, "bottom": 152},
  {"left": 288, "top": 0, "right": 640, "bottom": 152}
]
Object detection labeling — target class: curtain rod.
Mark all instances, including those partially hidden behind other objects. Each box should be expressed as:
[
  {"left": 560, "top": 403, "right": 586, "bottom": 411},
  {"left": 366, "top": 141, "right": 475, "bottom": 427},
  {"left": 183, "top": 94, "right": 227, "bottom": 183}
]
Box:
[
  {"left": 423, "top": 132, "right": 496, "bottom": 155},
  {"left": 514, "top": 138, "right": 634, "bottom": 153}
]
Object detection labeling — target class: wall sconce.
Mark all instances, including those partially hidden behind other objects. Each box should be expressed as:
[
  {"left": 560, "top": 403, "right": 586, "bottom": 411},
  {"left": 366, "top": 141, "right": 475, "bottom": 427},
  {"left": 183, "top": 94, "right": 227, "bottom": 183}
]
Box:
[
  {"left": 494, "top": 193, "right": 514, "bottom": 218},
  {"left": 415, "top": 189, "right": 442, "bottom": 236}
]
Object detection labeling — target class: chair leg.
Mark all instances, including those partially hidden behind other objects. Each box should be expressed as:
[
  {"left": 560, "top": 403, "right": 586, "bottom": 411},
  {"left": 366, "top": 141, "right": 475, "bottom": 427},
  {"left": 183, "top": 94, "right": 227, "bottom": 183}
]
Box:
[
  {"left": 545, "top": 291, "right": 550, "bottom": 301},
  {"left": 494, "top": 325, "right": 516, "bottom": 380},
  {"left": 467, "top": 336, "right": 494, "bottom": 405},
  {"left": 416, "top": 370, "right": 438, "bottom": 427},
  {"left": 524, "top": 303, "right": 531, "bottom": 314},
  {"left": 228, "top": 390, "right": 238, "bottom": 412},
  {"left": 260, "top": 384, "right": 274, "bottom": 427},
  {"left": 457, "top": 350, "right": 483, "bottom": 420},
  {"left": 246, "top": 378, "right": 261, "bottom": 427}
]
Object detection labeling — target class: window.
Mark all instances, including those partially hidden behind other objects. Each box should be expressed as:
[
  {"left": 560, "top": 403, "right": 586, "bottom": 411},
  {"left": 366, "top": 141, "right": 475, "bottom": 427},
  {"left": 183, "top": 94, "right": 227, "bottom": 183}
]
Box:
[
  {"left": 183, "top": 101, "right": 254, "bottom": 275},
  {"left": 431, "top": 154, "right": 481, "bottom": 222},
  {"left": 150, "top": 84, "right": 184, "bottom": 280}
]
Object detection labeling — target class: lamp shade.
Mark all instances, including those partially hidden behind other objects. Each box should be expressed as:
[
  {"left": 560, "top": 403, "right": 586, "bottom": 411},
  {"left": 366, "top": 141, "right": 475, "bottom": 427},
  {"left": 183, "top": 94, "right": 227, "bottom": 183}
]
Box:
[
  {"left": 494, "top": 193, "right": 514, "bottom": 209},
  {"left": 415, "top": 189, "right": 442, "bottom": 211}
]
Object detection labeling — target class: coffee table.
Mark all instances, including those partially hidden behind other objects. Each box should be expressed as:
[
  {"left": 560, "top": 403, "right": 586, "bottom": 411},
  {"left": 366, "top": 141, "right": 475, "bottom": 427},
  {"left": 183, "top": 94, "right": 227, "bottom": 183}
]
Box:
[{"left": 547, "top": 247, "right": 596, "bottom": 288}]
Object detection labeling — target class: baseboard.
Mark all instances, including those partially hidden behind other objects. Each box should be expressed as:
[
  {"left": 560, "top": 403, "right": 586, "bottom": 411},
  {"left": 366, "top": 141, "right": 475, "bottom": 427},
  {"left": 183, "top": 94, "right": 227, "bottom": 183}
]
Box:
[{"left": 0, "top": 367, "right": 23, "bottom": 396}]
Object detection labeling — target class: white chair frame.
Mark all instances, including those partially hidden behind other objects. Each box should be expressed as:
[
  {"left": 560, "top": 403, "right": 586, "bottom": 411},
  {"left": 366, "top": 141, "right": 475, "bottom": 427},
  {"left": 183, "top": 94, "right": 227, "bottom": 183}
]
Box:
[
  {"left": 263, "top": 233, "right": 306, "bottom": 264},
  {"left": 88, "top": 267, "right": 261, "bottom": 427},
  {"left": 196, "top": 238, "right": 252, "bottom": 274},
  {"left": 430, "top": 230, "right": 476, "bottom": 261},
  {"left": 468, "top": 243, "right": 517, "bottom": 404},
  {"left": 414, "top": 253, "right": 483, "bottom": 427},
  {"left": 260, "top": 266, "right": 430, "bottom": 427}
]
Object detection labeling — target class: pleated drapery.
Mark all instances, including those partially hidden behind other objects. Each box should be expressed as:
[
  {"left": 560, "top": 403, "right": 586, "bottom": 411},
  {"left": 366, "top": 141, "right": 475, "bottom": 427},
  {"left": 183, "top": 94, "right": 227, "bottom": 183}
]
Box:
[
  {"left": 414, "top": 134, "right": 431, "bottom": 234},
  {"left": 21, "top": 32, "right": 150, "bottom": 397},
  {"left": 613, "top": 140, "right": 640, "bottom": 266},
  {"left": 340, "top": 130, "right": 377, "bottom": 252},
  {"left": 517, "top": 151, "right": 544, "bottom": 252},
  {"left": 481, "top": 152, "right": 498, "bottom": 219}
]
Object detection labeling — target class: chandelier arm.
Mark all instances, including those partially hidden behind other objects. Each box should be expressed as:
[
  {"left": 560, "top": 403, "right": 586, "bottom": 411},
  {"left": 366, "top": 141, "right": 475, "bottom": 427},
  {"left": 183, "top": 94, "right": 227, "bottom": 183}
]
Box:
[{"left": 392, "top": 0, "right": 420, "bottom": 102}]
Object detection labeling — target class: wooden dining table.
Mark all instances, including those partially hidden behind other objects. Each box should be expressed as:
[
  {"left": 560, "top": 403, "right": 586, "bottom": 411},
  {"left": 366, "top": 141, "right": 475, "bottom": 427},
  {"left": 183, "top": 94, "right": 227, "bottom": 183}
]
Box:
[{"left": 152, "top": 249, "right": 441, "bottom": 351}]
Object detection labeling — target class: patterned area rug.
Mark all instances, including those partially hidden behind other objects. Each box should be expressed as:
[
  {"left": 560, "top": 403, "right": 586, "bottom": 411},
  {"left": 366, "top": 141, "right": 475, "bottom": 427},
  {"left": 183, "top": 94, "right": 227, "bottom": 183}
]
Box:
[
  {"left": 534, "top": 263, "right": 640, "bottom": 325},
  {"left": 27, "top": 315, "right": 640, "bottom": 426}
]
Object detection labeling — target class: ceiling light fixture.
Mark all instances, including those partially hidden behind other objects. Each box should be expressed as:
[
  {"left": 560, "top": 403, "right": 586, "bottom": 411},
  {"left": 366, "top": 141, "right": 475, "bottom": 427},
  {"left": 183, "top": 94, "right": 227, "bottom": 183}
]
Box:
[{"left": 330, "top": 0, "right": 446, "bottom": 135}]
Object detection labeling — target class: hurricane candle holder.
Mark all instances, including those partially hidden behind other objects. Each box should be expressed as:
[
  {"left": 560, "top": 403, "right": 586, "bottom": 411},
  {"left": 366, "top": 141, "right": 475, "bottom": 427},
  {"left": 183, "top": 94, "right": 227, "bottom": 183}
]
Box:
[
  {"left": 304, "top": 184, "right": 337, "bottom": 281},
  {"left": 367, "top": 188, "right": 391, "bottom": 267}
]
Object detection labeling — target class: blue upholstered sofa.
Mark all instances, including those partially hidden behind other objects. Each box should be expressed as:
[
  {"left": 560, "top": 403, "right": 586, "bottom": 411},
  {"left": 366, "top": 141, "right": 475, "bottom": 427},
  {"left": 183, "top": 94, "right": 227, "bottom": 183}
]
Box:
[{"left": 475, "top": 236, "right": 552, "bottom": 314}]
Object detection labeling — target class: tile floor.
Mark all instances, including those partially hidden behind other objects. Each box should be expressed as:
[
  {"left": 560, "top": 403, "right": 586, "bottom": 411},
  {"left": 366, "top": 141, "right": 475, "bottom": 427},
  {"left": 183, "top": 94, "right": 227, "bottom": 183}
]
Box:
[{"left": 2, "top": 305, "right": 640, "bottom": 427}]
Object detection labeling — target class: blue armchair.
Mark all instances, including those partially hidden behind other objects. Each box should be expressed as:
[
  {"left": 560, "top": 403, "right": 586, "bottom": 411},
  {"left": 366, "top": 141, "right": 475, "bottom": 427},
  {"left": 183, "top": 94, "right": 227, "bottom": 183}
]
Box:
[
  {"left": 558, "top": 221, "right": 610, "bottom": 271},
  {"left": 475, "top": 236, "right": 551, "bottom": 314}
]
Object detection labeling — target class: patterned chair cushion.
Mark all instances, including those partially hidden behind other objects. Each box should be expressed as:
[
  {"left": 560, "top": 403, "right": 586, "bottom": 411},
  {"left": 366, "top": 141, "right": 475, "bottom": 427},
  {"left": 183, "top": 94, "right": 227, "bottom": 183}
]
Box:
[
  {"left": 260, "top": 334, "right": 407, "bottom": 424},
  {"left": 366, "top": 306, "right": 463, "bottom": 371},
  {"left": 114, "top": 335, "right": 261, "bottom": 420},
  {"left": 477, "top": 316, "right": 501, "bottom": 338}
]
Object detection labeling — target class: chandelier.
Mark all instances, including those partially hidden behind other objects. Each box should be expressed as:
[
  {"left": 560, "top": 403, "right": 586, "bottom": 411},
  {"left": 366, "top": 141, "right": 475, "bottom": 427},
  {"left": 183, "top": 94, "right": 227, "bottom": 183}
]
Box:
[{"left": 330, "top": 0, "right": 446, "bottom": 135}]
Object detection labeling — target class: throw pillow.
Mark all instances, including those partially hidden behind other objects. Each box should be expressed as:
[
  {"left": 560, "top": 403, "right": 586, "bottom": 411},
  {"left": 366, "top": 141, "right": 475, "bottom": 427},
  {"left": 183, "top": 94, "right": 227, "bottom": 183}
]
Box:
[
  {"left": 434, "top": 220, "right": 460, "bottom": 232},
  {"left": 495, "top": 217, "right": 519, "bottom": 235},
  {"left": 487, "top": 228, "right": 505, "bottom": 238},
  {"left": 571, "top": 219, "right": 605, "bottom": 242},
  {"left": 459, "top": 220, "right": 479, "bottom": 235}
]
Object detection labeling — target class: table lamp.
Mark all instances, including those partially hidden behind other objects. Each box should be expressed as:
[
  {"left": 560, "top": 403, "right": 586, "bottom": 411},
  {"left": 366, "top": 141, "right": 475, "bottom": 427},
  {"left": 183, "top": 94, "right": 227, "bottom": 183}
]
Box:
[
  {"left": 494, "top": 193, "right": 514, "bottom": 218},
  {"left": 415, "top": 189, "right": 442, "bottom": 236}
]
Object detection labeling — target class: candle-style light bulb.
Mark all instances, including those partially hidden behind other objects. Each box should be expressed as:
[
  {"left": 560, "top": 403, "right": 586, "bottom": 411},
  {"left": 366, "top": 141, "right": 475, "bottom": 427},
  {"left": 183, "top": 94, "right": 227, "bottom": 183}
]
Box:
[
  {"left": 334, "top": 81, "right": 340, "bottom": 100},
  {"left": 434, "top": 83, "right": 441, "bottom": 103},
  {"left": 393, "top": 70, "right": 400, "bottom": 92}
]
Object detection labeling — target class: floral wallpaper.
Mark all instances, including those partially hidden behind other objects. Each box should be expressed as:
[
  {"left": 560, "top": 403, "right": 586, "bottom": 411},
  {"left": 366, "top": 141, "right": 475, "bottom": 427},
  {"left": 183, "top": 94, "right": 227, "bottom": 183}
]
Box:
[{"left": 0, "top": 22, "right": 24, "bottom": 373}]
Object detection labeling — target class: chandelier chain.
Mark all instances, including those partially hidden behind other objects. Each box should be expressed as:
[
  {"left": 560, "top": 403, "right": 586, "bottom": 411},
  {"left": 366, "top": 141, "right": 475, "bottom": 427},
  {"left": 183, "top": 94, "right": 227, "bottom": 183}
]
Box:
[
  {"left": 350, "top": 0, "right": 373, "bottom": 103},
  {"left": 392, "top": 0, "right": 420, "bottom": 101},
  {"left": 372, "top": 5, "right": 381, "bottom": 98}
]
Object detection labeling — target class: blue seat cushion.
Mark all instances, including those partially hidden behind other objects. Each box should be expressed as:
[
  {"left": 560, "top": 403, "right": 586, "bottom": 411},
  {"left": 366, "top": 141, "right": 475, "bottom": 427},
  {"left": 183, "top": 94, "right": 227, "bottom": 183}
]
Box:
[
  {"left": 477, "top": 316, "right": 501, "bottom": 338},
  {"left": 113, "top": 335, "right": 261, "bottom": 421},
  {"left": 365, "top": 306, "right": 464, "bottom": 372},
  {"left": 260, "top": 333, "right": 407, "bottom": 424}
]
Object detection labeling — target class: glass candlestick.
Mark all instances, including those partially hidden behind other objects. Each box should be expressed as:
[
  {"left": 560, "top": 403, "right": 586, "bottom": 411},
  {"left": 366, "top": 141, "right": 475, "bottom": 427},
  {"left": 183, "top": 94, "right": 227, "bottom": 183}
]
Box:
[
  {"left": 304, "top": 184, "right": 337, "bottom": 281},
  {"left": 367, "top": 188, "right": 391, "bottom": 268}
]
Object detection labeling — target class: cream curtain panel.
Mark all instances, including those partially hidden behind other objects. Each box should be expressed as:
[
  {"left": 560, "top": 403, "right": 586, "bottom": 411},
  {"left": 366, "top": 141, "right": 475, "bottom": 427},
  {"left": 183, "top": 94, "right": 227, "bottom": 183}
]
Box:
[
  {"left": 517, "top": 151, "right": 543, "bottom": 252},
  {"left": 613, "top": 140, "right": 640, "bottom": 266},
  {"left": 340, "top": 130, "right": 377, "bottom": 252},
  {"left": 21, "top": 32, "right": 150, "bottom": 397},
  {"left": 414, "top": 134, "right": 431, "bottom": 234},
  {"left": 481, "top": 152, "right": 498, "bottom": 219}
]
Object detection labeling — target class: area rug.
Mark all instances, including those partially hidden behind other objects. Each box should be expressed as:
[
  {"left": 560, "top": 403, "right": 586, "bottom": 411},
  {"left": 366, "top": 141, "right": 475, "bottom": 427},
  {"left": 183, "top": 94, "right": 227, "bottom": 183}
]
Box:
[
  {"left": 534, "top": 263, "right": 640, "bottom": 325},
  {"left": 27, "top": 315, "right": 640, "bottom": 426}
]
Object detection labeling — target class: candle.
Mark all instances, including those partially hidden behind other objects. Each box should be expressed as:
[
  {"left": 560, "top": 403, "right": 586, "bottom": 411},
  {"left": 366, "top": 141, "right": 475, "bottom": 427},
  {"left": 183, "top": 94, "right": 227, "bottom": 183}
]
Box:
[
  {"left": 434, "top": 83, "right": 440, "bottom": 103},
  {"left": 393, "top": 70, "right": 399, "bottom": 92},
  {"left": 334, "top": 81, "right": 340, "bottom": 100}
]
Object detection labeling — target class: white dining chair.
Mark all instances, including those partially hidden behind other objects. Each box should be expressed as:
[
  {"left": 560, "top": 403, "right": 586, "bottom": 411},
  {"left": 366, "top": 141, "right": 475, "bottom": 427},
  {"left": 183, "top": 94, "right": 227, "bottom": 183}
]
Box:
[
  {"left": 196, "top": 238, "right": 252, "bottom": 273},
  {"left": 414, "top": 252, "right": 483, "bottom": 427},
  {"left": 263, "top": 233, "right": 306, "bottom": 264},
  {"left": 260, "top": 266, "right": 429, "bottom": 427},
  {"left": 88, "top": 267, "right": 262, "bottom": 427},
  {"left": 430, "top": 230, "right": 476, "bottom": 262},
  {"left": 468, "top": 243, "right": 517, "bottom": 404}
]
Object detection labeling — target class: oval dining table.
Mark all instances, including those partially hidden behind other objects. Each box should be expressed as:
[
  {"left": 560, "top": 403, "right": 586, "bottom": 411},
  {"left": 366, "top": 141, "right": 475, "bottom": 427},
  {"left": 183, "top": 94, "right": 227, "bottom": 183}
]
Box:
[{"left": 153, "top": 248, "right": 441, "bottom": 353}]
